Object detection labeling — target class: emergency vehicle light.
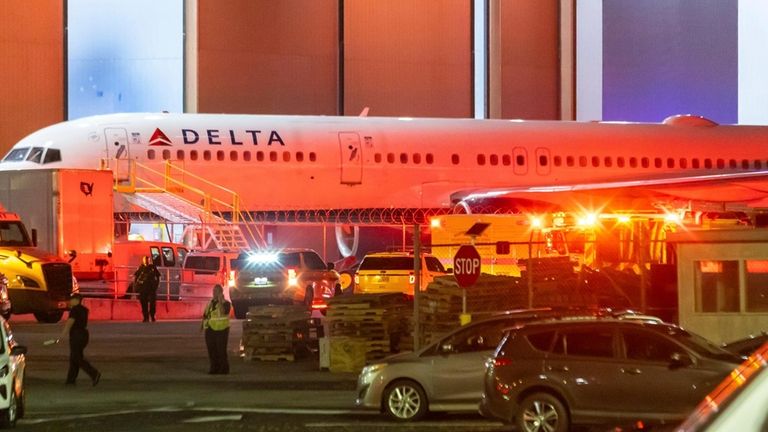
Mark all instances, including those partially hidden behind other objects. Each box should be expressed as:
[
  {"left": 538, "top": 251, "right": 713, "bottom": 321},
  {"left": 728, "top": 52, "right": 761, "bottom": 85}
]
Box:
[{"left": 247, "top": 252, "right": 279, "bottom": 264}]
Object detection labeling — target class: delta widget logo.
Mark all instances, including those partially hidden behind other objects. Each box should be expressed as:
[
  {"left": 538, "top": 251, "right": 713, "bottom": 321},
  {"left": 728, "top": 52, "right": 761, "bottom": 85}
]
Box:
[{"left": 148, "top": 128, "right": 172, "bottom": 146}]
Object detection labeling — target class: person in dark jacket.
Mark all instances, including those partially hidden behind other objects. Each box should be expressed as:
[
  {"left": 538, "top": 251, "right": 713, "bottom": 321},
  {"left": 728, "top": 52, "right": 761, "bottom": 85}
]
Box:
[
  {"left": 202, "top": 284, "right": 231, "bottom": 374},
  {"left": 134, "top": 255, "right": 161, "bottom": 322},
  {"left": 59, "top": 293, "right": 101, "bottom": 386}
]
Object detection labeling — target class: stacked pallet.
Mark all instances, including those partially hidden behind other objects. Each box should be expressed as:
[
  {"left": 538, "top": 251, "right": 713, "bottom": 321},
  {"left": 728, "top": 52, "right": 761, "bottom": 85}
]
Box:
[
  {"left": 418, "top": 274, "right": 528, "bottom": 346},
  {"left": 240, "top": 305, "right": 311, "bottom": 362},
  {"left": 326, "top": 293, "right": 413, "bottom": 373}
]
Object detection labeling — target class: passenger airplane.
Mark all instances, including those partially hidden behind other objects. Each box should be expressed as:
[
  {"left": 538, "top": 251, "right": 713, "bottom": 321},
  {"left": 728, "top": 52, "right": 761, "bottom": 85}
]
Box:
[{"left": 2, "top": 112, "right": 768, "bottom": 215}]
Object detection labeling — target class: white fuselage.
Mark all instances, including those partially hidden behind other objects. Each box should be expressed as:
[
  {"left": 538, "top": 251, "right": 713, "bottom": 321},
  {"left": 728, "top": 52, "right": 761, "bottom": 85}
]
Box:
[{"left": 3, "top": 113, "right": 768, "bottom": 211}]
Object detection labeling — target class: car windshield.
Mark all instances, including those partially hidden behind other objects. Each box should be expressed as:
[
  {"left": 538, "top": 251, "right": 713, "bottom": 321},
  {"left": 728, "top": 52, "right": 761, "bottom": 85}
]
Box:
[{"left": 668, "top": 326, "right": 743, "bottom": 362}]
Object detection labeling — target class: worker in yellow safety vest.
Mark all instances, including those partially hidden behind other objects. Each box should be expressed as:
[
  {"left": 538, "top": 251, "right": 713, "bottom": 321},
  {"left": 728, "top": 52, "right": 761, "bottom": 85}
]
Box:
[{"left": 202, "top": 284, "right": 231, "bottom": 374}]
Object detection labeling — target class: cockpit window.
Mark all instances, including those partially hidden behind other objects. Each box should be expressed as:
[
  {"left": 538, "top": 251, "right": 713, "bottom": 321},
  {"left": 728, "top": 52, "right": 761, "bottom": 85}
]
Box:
[
  {"left": 26, "top": 147, "right": 45, "bottom": 163},
  {"left": 43, "top": 148, "right": 62, "bottom": 164},
  {"left": 2, "top": 148, "right": 29, "bottom": 162}
]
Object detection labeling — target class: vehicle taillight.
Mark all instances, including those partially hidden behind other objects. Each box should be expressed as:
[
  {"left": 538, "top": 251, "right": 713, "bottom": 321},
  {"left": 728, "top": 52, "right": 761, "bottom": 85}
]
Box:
[
  {"left": 409, "top": 272, "right": 415, "bottom": 284},
  {"left": 311, "top": 298, "right": 327, "bottom": 310},
  {"left": 354, "top": 273, "right": 359, "bottom": 285},
  {"left": 228, "top": 270, "right": 236, "bottom": 288},
  {"left": 287, "top": 268, "right": 298, "bottom": 286},
  {"left": 493, "top": 357, "right": 513, "bottom": 368}
]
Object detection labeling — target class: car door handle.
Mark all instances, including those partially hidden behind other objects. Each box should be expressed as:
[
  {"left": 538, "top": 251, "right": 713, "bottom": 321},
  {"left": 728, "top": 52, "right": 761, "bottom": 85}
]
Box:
[
  {"left": 621, "top": 368, "right": 642, "bottom": 375},
  {"left": 547, "top": 365, "right": 569, "bottom": 372}
]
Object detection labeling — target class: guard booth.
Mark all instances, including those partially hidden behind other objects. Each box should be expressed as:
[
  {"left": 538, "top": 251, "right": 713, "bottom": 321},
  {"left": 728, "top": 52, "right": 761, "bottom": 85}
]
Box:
[{"left": 668, "top": 229, "right": 768, "bottom": 344}]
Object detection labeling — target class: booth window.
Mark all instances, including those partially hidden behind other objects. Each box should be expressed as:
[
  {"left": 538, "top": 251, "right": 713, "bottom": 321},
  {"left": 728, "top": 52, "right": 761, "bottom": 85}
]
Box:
[
  {"left": 746, "top": 260, "right": 768, "bottom": 312},
  {"left": 694, "top": 260, "right": 739, "bottom": 313}
]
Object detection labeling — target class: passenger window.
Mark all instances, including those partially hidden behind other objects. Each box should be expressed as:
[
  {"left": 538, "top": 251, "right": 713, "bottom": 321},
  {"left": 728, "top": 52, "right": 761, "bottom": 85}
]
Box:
[
  {"left": 617, "top": 157, "right": 625, "bottom": 168},
  {"left": 442, "top": 321, "right": 510, "bottom": 354},
  {"left": 150, "top": 247, "right": 162, "bottom": 266},
  {"left": 148, "top": 149, "right": 156, "bottom": 160},
  {"left": 578, "top": 156, "right": 587, "bottom": 167},
  {"left": 176, "top": 150, "right": 185, "bottom": 160},
  {"left": 426, "top": 153, "right": 434, "bottom": 164},
  {"left": 641, "top": 157, "right": 649, "bottom": 168},
  {"left": 555, "top": 328, "right": 614, "bottom": 358},
  {"left": 502, "top": 155, "right": 511, "bottom": 166},
  {"left": 741, "top": 159, "right": 749, "bottom": 169},
  {"left": 424, "top": 257, "right": 446, "bottom": 273},
  {"left": 666, "top": 158, "right": 674, "bottom": 168},
  {"left": 539, "top": 155, "right": 548, "bottom": 166},
  {"left": 629, "top": 157, "right": 637, "bottom": 168},
  {"left": 413, "top": 153, "right": 421, "bottom": 164},
  {"left": 566, "top": 156, "right": 574, "bottom": 167},
  {"left": 526, "top": 331, "right": 556, "bottom": 352},
  {"left": 451, "top": 154, "right": 460, "bottom": 165},
  {"left": 654, "top": 157, "right": 662, "bottom": 168},
  {"left": 679, "top": 158, "right": 687, "bottom": 169},
  {"left": 43, "top": 148, "right": 62, "bottom": 164},
  {"left": 704, "top": 159, "right": 713, "bottom": 169},
  {"left": 257, "top": 151, "right": 264, "bottom": 162},
  {"left": 591, "top": 156, "right": 599, "bottom": 167},
  {"left": 270, "top": 151, "right": 278, "bottom": 162},
  {"left": 243, "top": 151, "right": 251, "bottom": 161},
  {"left": 692, "top": 158, "right": 700, "bottom": 169},
  {"left": 161, "top": 247, "right": 175, "bottom": 267},
  {"left": 623, "top": 330, "right": 683, "bottom": 363},
  {"left": 716, "top": 159, "right": 724, "bottom": 169},
  {"left": 203, "top": 150, "right": 211, "bottom": 161},
  {"left": 489, "top": 154, "right": 498, "bottom": 166},
  {"left": 296, "top": 152, "right": 304, "bottom": 162},
  {"left": 604, "top": 157, "right": 612, "bottom": 167},
  {"left": 190, "top": 150, "right": 198, "bottom": 161},
  {"left": 309, "top": 152, "right": 317, "bottom": 162},
  {"left": 283, "top": 152, "right": 291, "bottom": 162},
  {"left": 477, "top": 154, "right": 486, "bottom": 165},
  {"left": 755, "top": 160, "right": 762, "bottom": 169},
  {"left": 374, "top": 153, "right": 381, "bottom": 163},
  {"left": 302, "top": 252, "right": 326, "bottom": 270},
  {"left": 517, "top": 155, "right": 527, "bottom": 166},
  {"left": 230, "top": 150, "right": 238, "bottom": 161},
  {"left": 400, "top": 153, "right": 408, "bottom": 164},
  {"left": 387, "top": 153, "right": 395, "bottom": 164},
  {"left": 163, "top": 150, "right": 171, "bottom": 160}
]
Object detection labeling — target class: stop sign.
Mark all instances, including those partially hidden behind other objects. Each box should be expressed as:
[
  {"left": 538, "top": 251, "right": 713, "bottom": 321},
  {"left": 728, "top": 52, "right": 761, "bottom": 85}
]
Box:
[{"left": 453, "top": 245, "right": 481, "bottom": 288}]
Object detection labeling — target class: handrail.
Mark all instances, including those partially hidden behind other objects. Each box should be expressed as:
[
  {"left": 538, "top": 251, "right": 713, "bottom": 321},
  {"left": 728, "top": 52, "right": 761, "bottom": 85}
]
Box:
[{"left": 105, "top": 158, "right": 266, "bottom": 247}]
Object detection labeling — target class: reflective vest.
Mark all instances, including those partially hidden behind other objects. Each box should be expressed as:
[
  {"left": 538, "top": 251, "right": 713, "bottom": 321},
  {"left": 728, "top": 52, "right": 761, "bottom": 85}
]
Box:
[{"left": 203, "top": 300, "right": 230, "bottom": 331}]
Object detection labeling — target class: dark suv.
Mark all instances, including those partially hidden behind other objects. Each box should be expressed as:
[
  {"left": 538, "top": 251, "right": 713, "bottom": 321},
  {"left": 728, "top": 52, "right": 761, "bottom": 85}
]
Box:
[
  {"left": 230, "top": 249, "right": 341, "bottom": 318},
  {"left": 479, "top": 319, "right": 742, "bottom": 432}
]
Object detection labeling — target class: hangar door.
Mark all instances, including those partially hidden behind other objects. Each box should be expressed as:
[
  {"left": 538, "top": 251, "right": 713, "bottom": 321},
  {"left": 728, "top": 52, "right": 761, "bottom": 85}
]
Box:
[{"left": 339, "top": 132, "right": 363, "bottom": 185}]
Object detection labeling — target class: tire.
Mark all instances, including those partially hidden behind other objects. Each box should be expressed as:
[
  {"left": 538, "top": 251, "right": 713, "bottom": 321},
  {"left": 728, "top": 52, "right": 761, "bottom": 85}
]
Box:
[
  {"left": 0, "top": 385, "right": 17, "bottom": 428},
  {"left": 303, "top": 286, "right": 314, "bottom": 308},
  {"left": 33, "top": 310, "right": 64, "bottom": 323},
  {"left": 515, "top": 392, "right": 569, "bottom": 432},
  {"left": 382, "top": 380, "right": 428, "bottom": 421}
]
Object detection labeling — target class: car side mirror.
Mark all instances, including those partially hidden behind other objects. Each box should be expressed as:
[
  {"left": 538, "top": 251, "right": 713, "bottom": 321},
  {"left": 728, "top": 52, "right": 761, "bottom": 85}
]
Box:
[
  {"left": 10, "top": 345, "right": 27, "bottom": 356},
  {"left": 669, "top": 352, "right": 692, "bottom": 369}
]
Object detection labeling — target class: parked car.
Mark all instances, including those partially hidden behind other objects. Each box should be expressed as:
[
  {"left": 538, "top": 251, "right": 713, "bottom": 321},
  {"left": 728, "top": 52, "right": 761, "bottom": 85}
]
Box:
[
  {"left": 479, "top": 319, "right": 743, "bottom": 432},
  {"left": 677, "top": 341, "right": 768, "bottom": 431},
  {"left": 229, "top": 249, "right": 341, "bottom": 318},
  {"left": 179, "top": 249, "right": 240, "bottom": 300},
  {"left": 354, "top": 251, "right": 447, "bottom": 295},
  {"left": 722, "top": 332, "right": 768, "bottom": 357},
  {"left": 0, "top": 316, "right": 26, "bottom": 427},
  {"left": 356, "top": 308, "right": 596, "bottom": 421}
]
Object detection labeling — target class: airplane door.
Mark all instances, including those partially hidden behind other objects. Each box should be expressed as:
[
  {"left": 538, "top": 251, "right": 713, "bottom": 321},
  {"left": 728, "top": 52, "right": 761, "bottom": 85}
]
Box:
[
  {"left": 104, "top": 128, "right": 131, "bottom": 181},
  {"left": 535, "top": 147, "right": 551, "bottom": 176},
  {"left": 339, "top": 132, "right": 363, "bottom": 185},
  {"left": 512, "top": 147, "right": 528, "bottom": 175}
]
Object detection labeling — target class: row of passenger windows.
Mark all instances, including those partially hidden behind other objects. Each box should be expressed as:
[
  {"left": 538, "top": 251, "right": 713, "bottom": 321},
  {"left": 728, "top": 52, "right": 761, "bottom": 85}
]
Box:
[
  {"left": 147, "top": 148, "right": 768, "bottom": 172},
  {"left": 147, "top": 149, "right": 317, "bottom": 163}
]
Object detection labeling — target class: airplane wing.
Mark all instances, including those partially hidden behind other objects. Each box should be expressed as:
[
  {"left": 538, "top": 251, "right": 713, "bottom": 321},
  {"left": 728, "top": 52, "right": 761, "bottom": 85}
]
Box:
[{"left": 452, "top": 170, "right": 768, "bottom": 212}]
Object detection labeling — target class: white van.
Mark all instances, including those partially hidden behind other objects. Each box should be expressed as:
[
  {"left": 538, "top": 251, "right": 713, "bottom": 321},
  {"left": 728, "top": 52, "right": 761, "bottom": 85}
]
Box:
[
  {"left": 111, "top": 240, "right": 188, "bottom": 300},
  {"left": 179, "top": 250, "right": 240, "bottom": 300}
]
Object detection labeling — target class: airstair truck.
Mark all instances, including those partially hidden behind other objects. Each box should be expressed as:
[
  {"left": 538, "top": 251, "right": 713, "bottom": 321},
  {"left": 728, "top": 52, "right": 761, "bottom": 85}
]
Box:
[{"left": 0, "top": 169, "right": 112, "bottom": 322}]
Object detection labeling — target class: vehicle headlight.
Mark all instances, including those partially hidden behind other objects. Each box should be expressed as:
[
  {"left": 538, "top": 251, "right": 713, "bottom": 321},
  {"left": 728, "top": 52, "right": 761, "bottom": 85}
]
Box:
[{"left": 359, "top": 363, "right": 387, "bottom": 385}]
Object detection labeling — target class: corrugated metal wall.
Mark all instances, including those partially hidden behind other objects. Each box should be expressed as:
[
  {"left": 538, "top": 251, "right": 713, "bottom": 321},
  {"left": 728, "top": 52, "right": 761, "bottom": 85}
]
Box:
[
  {"left": 0, "top": 0, "right": 64, "bottom": 157},
  {"left": 196, "top": 0, "right": 339, "bottom": 115},
  {"left": 344, "top": 0, "right": 472, "bottom": 118}
]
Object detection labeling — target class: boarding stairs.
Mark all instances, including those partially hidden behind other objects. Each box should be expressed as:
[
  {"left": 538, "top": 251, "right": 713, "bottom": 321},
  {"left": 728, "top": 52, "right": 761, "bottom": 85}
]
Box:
[{"left": 104, "top": 159, "right": 265, "bottom": 250}]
